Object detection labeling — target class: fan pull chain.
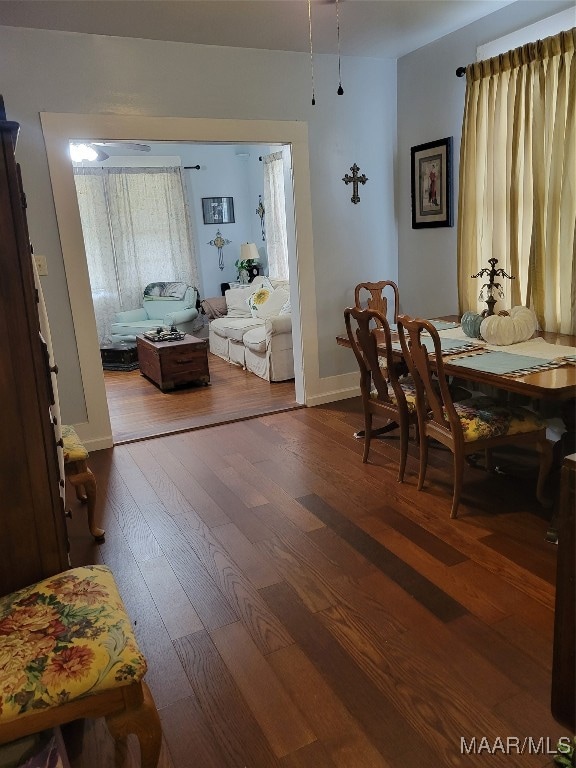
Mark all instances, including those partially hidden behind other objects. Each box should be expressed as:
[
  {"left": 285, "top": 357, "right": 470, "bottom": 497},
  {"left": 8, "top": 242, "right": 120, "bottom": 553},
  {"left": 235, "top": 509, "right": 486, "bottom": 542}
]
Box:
[
  {"left": 336, "top": 0, "right": 344, "bottom": 95},
  {"left": 308, "top": 0, "right": 316, "bottom": 105}
]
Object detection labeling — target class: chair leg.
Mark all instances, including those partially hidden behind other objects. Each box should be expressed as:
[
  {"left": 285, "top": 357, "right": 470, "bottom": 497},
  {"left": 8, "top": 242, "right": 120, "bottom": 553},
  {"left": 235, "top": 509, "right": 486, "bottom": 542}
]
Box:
[
  {"left": 397, "top": 413, "right": 409, "bottom": 483},
  {"left": 417, "top": 432, "right": 428, "bottom": 491},
  {"left": 535, "top": 436, "right": 554, "bottom": 508},
  {"left": 82, "top": 466, "right": 105, "bottom": 539},
  {"left": 66, "top": 462, "right": 105, "bottom": 540},
  {"left": 363, "top": 412, "right": 373, "bottom": 463},
  {"left": 106, "top": 682, "right": 162, "bottom": 768},
  {"left": 451, "top": 451, "right": 464, "bottom": 519}
]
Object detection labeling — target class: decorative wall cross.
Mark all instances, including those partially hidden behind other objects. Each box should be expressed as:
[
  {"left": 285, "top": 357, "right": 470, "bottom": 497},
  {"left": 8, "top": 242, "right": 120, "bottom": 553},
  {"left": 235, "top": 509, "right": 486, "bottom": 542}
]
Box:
[
  {"left": 208, "top": 229, "right": 232, "bottom": 271},
  {"left": 256, "top": 195, "right": 266, "bottom": 241},
  {"left": 342, "top": 163, "right": 368, "bottom": 204}
]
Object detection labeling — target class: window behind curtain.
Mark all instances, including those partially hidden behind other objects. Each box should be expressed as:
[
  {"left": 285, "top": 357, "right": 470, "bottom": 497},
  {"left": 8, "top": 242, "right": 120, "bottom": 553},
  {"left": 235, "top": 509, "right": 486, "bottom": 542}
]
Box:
[
  {"left": 74, "top": 167, "right": 199, "bottom": 342},
  {"left": 457, "top": 28, "right": 575, "bottom": 334},
  {"left": 262, "top": 151, "right": 290, "bottom": 281}
]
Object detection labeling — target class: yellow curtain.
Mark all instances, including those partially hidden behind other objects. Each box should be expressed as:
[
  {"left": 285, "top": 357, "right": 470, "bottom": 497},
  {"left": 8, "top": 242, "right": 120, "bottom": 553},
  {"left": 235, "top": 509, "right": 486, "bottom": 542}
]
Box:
[{"left": 458, "top": 28, "right": 576, "bottom": 334}]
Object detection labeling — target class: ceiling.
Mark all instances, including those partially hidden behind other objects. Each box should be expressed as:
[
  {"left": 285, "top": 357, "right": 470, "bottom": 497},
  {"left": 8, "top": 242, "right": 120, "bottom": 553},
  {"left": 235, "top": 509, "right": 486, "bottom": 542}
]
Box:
[{"left": 0, "top": 0, "right": 519, "bottom": 59}]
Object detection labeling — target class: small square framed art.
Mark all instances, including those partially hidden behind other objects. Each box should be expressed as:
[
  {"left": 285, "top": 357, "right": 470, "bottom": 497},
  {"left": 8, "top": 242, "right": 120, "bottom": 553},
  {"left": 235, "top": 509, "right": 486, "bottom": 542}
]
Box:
[{"left": 202, "top": 196, "right": 235, "bottom": 225}]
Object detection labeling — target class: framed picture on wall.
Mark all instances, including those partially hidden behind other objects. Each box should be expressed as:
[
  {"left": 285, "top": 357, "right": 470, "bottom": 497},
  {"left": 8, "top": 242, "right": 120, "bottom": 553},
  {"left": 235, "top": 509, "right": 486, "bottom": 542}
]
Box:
[
  {"left": 410, "top": 137, "right": 453, "bottom": 228},
  {"left": 202, "top": 196, "right": 235, "bottom": 225}
]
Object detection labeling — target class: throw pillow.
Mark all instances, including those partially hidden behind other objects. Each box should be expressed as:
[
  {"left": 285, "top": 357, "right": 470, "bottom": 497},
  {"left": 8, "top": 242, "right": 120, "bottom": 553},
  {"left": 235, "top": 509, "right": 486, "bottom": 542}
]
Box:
[
  {"left": 225, "top": 286, "right": 257, "bottom": 318},
  {"left": 248, "top": 286, "right": 291, "bottom": 319},
  {"left": 224, "top": 277, "right": 274, "bottom": 318}
]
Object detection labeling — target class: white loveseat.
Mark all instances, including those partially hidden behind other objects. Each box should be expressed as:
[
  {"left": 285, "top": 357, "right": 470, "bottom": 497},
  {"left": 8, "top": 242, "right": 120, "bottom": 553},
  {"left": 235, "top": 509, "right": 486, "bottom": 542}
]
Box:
[{"left": 208, "top": 279, "right": 294, "bottom": 382}]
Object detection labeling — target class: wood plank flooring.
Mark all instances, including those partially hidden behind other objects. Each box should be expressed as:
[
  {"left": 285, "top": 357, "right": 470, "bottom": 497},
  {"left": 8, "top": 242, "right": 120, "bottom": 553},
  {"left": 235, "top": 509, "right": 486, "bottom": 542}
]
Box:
[
  {"left": 104, "top": 351, "right": 298, "bottom": 443},
  {"left": 65, "top": 398, "right": 566, "bottom": 768}
]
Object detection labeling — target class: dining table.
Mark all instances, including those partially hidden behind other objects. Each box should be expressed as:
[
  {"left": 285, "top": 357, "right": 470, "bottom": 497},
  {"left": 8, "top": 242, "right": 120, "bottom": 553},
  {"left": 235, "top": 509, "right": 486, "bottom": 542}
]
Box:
[
  {"left": 336, "top": 315, "right": 576, "bottom": 517},
  {"left": 336, "top": 316, "right": 576, "bottom": 402}
]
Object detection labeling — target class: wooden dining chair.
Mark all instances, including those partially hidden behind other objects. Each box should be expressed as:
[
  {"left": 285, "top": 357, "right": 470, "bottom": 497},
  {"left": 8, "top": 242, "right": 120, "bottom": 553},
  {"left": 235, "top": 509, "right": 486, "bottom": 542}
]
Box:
[
  {"left": 354, "top": 280, "right": 400, "bottom": 327},
  {"left": 344, "top": 306, "right": 418, "bottom": 481},
  {"left": 396, "top": 314, "right": 553, "bottom": 518}
]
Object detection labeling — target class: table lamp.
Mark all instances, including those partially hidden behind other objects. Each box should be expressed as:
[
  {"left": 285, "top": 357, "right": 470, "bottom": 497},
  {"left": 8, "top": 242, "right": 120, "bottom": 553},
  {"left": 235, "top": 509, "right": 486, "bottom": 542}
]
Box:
[{"left": 240, "top": 242, "right": 260, "bottom": 282}]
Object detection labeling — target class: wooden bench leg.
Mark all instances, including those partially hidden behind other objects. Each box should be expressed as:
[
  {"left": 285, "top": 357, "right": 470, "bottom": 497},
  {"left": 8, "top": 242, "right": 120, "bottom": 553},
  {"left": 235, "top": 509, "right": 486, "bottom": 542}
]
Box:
[
  {"left": 66, "top": 460, "right": 105, "bottom": 540},
  {"left": 106, "top": 682, "right": 162, "bottom": 768}
]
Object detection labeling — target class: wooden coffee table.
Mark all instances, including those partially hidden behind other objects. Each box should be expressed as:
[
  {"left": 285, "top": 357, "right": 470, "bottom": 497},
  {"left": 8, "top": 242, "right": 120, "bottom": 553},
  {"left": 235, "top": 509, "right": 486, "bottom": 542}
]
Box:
[{"left": 136, "top": 334, "right": 210, "bottom": 391}]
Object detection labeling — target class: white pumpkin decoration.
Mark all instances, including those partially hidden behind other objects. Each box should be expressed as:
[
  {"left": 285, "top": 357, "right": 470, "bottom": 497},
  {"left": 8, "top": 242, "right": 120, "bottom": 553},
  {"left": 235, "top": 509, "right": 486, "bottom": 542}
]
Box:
[{"left": 480, "top": 306, "right": 538, "bottom": 345}]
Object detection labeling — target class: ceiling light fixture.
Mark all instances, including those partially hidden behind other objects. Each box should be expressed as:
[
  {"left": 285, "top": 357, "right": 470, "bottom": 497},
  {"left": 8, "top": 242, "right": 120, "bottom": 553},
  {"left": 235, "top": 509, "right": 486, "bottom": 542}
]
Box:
[
  {"left": 69, "top": 143, "right": 98, "bottom": 162},
  {"left": 336, "top": 0, "right": 344, "bottom": 95}
]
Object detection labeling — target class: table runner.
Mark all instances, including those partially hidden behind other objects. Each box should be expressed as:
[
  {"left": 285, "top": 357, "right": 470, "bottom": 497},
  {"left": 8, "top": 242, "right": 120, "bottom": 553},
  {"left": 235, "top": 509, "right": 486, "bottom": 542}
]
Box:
[
  {"left": 447, "top": 349, "right": 568, "bottom": 376},
  {"left": 437, "top": 327, "right": 576, "bottom": 359},
  {"left": 391, "top": 337, "right": 482, "bottom": 356}
]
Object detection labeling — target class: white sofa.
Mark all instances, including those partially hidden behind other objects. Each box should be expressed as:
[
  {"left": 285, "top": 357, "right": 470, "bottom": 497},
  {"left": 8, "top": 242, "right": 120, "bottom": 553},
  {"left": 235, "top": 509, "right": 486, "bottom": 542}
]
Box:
[{"left": 208, "top": 279, "right": 294, "bottom": 382}]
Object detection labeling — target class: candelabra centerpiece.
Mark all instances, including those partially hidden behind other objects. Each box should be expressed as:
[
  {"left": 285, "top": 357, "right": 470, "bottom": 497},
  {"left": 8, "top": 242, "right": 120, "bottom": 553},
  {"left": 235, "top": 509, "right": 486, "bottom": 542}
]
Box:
[{"left": 471, "top": 258, "right": 515, "bottom": 316}]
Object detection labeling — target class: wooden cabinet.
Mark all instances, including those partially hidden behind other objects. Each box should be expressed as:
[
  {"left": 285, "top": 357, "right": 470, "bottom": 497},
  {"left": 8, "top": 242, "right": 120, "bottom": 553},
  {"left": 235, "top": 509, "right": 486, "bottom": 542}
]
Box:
[
  {"left": 137, "top": 334, "right": 210, "bottom": 391},
  {"left": 0, "top": 97, "right": 68, "bottom": 596}
]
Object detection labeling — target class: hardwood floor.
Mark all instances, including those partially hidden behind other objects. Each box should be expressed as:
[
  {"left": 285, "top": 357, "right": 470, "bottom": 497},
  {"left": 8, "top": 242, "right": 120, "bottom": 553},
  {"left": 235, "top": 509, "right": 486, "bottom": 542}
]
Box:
[
  {"left": 66, "top": 398, "right": 565, "bottom": 767},
  {"left": 104, "top": 351, "right": 299, "bottom": 443}
]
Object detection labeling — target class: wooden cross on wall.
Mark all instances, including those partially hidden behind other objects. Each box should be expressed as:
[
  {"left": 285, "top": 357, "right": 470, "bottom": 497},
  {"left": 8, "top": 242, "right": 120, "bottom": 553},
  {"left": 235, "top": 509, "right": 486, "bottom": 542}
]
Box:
[{"left": 342, "top": 163, "right": 368, "bottom": 204}]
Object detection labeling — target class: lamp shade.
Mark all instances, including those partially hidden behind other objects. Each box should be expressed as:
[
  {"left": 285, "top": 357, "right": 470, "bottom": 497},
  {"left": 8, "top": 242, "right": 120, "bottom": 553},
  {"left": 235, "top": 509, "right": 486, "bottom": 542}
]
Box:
[{"left": 240, "top": 242, "right": 259, "bottom": 262}]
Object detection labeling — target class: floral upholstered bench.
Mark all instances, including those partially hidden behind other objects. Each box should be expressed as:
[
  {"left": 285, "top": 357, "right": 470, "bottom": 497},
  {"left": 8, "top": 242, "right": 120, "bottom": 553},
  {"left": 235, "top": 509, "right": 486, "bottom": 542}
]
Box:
[{"left": 0, "top": 565, "right": 161, "bottom": 768}]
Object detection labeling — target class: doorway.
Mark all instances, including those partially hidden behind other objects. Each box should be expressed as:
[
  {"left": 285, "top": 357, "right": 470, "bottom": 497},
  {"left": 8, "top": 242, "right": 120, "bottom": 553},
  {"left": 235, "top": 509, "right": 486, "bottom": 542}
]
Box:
[
  {"left": 41, "top": 113, "right": 320, "bottom": 451},
  {"left": 69, "top": 138, "right": 299, "bottom": 443}
]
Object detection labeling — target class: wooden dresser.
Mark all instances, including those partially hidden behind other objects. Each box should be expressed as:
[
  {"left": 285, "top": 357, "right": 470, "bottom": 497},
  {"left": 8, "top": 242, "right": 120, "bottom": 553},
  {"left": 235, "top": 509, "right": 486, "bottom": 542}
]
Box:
[
  {"left": 0, "top": 97, "right": 69, "bottom": 596},
  {"left": 137, "top": 334, "right": 210, "bottom": 391}
]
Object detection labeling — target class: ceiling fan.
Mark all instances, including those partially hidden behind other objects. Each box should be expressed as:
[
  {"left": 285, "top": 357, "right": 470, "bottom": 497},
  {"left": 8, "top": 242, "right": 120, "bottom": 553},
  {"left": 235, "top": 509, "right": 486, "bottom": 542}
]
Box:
[{"left": 70, "top": 140, "right": 151, "bottom": 161}]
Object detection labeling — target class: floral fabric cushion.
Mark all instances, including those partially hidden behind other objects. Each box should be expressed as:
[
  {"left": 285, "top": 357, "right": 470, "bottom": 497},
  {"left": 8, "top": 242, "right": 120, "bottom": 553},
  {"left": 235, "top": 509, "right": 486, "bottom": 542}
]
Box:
[
  {"left": 370, "top": 377, "right": 417, "bottom": 412},
  {"left": 61, "top": 424, "right": 88, "bottom": 463},
  {"left": 0, "top": 565, "right": 147, "bottom": 724},
  {"left": 452, "top": 396, "right": 545, "bottom": 442}
]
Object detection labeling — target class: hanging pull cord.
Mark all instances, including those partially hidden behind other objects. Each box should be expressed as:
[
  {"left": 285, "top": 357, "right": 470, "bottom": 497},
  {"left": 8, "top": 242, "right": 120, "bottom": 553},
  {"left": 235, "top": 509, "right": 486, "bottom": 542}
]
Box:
[
  {"left": 308, "top": 0, "right": 316, "bottom": 105},
  {"left": 336, "top": 0, "right": 344, "bottom": 95}
]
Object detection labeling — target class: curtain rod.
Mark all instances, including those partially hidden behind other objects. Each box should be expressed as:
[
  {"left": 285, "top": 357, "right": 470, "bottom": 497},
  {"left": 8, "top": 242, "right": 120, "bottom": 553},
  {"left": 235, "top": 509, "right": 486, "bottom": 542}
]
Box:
[
  {"left": 456, "top": 67, "right": 467, "bottom": 77},
  {"left": 184, "top": 165, "right": 201, "bottom": 169}
]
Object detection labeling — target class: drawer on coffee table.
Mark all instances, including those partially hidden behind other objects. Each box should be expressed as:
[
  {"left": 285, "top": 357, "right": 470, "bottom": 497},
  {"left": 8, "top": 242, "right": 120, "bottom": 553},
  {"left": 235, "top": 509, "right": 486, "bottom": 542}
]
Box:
[{"left": 163, "top": 350, "right": 208, "bottom": 376}]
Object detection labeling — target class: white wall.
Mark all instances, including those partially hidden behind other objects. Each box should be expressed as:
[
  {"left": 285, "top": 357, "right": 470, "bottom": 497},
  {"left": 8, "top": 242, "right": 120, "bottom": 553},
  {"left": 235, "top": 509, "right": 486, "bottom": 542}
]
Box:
[
  {"left": 397, "top": 0, "right": 574, "bottom": 319},
  {"left": 0, "top": 25, "right": 396, "bottom": 427}
]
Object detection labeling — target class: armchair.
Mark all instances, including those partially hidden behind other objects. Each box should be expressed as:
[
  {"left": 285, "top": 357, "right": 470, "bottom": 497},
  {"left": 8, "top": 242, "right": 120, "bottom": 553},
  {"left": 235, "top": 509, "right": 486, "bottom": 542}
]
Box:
[{"left": 109, "top": 282, "right": 202, "bottom": 342}]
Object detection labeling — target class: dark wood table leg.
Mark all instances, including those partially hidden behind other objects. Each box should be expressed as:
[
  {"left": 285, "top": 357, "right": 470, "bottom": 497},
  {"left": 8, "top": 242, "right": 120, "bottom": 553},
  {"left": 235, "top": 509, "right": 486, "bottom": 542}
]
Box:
[{"left": 354, "top": 421, "right": 399, "bottom": 439}]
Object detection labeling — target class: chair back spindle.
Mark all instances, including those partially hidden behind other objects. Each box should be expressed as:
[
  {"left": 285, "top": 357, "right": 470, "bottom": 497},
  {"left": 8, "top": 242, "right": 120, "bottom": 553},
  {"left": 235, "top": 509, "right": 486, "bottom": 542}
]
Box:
[{"left": 354, "top": 281, "right": 400, "bottom": 327}]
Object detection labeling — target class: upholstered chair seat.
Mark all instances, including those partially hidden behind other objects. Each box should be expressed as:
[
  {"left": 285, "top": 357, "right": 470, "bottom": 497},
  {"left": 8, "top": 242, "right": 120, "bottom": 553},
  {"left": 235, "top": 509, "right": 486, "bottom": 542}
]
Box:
[
  {"left": 451, "top": 396, "right": 546, "bottom": 442},
  {"left": 0, "top": 565, "right": 161, "bottom": 768}
]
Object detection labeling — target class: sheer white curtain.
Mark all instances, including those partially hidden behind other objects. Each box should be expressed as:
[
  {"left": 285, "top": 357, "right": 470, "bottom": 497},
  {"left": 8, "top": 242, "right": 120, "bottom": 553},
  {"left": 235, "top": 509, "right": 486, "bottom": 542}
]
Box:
[
  {"left": 458, "top": 28, "right": 575, "bottom": 333},
  {"left": 263, "top": 151, "right": 290, "bottom": 280},
  {"left": 74, "top": 167, "right": 199, "bottom": 342}
]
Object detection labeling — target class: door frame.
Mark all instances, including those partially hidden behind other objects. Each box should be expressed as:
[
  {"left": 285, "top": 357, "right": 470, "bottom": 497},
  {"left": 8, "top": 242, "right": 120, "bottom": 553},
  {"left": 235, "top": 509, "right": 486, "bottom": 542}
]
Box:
[{"left": 41, "top": 113, "right": 320, "bottom": 449}]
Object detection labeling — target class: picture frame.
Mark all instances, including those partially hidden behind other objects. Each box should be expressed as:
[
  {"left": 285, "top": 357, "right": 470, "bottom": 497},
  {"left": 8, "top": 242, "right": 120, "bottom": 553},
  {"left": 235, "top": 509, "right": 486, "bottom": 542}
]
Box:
[
  {"left": 411, "top": 137, "right": 453, "bottom": 228},
  {"left": 202, "top": 196, "right": 235, "bottom": 225}
]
